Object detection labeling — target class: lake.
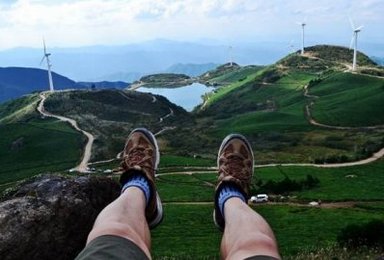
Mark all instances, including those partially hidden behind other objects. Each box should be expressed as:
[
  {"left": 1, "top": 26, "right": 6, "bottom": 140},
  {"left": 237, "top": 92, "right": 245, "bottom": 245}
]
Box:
[{"left": 138, "top": 83, "right": 213, "bottom": 111}]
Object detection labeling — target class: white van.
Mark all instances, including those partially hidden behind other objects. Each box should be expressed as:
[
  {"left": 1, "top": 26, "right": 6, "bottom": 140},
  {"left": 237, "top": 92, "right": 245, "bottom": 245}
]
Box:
[{"left": 250, "top": 194, "right": 269, "bottom": 203}]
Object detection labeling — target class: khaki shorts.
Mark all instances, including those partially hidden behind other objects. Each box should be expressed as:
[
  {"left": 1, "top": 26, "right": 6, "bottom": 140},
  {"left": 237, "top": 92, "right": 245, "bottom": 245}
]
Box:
[
  {"left": 75, "top": 235, "right": 149, "bottom": 260},
  {"left": 75, "top": 235, "right": 279, "bottom": 260}
]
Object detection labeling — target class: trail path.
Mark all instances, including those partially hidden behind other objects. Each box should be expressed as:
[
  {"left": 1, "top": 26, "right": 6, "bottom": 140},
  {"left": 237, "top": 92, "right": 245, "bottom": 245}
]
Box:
[
  {"left": 299, "top": 84, "right": 384, "bottom": 167},
  {"left": 159, "top": 108, "right": 174, "bottom": 123},
  {"left": 37, "top": 92, "right": 94, "bottom": 172},
  {"left": 163, "top": 200, "right": 374, "bottom": 209}
]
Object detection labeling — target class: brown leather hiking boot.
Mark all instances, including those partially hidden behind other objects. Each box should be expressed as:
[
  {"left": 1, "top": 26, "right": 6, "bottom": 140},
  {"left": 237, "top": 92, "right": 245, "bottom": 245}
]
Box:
[
  {"left": 119, "top": 128, "right": 163, "bottom": 229},
  {"left": 214, "top": 133, "right": 254, "bottom": 230}
]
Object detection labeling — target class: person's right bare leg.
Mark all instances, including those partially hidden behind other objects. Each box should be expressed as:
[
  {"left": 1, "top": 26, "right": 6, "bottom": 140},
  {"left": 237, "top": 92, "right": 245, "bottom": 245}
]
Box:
[
  {"left": 214, "top": 134, "right": 280, "bottom": 260},
  {"left": 220, "top": 198, "right": 280, "bottom": 260}
]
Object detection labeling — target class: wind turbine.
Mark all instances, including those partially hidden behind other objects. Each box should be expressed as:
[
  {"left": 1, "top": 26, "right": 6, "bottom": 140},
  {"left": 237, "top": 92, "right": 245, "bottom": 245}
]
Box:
[
  {"left": 40, "top": 39, "right": 54, "bottom": 92},
  {"left": 297, "top": 21, "right": 306, "bottom": 55},
  {"left": 349, "top": 18, "right": 363, "bottom": 71}
]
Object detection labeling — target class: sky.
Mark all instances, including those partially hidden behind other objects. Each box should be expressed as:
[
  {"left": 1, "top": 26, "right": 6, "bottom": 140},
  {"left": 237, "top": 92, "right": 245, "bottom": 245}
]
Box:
[{"left": 0, "top": 0, "right": 383, "bottom": 51}]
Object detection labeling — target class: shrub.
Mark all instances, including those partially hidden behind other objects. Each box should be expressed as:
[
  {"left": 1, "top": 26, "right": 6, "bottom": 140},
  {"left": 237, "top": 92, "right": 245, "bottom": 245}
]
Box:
[
  {"left": 337, "top": 219, "right": 384, "bottom": 249},
  {"left": 256, "top": 174, "right": 320, "bottom": 195}
]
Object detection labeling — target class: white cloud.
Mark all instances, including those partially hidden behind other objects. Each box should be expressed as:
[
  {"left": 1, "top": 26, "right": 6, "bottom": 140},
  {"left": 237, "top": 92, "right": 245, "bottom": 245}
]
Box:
[{"left": 0, "top": 0, "right": 383, "bottom": 50}]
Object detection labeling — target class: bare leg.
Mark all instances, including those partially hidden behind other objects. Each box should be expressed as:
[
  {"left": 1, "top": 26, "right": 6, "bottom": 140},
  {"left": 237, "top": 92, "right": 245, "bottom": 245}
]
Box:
[
  {"left": 220, "top": 198, "right": 280, "bottom": 260},
  {"left": 87, "top": 187, "right": 151, "bottom": 259}
]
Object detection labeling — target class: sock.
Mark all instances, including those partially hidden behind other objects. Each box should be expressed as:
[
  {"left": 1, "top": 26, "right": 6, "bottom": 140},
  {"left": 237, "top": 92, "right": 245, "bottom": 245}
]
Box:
[
  {"left": 218, "top": 184, "right": 246, "bottom": 218},
  {"left": 121, "top": 173, "right": 151, "bottom": 205}
]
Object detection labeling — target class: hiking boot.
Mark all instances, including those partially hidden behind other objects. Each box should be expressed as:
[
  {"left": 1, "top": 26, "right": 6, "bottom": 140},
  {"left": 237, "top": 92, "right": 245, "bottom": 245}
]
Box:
[
  {"left": 214, "top": 134, "right": 254, "bottom": 230},
  {"left": 119, "top": 128, "right": 163, "bottom": 229}
]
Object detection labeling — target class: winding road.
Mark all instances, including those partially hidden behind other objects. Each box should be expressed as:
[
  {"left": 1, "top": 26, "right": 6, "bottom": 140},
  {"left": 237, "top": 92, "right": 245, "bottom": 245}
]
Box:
[
  {"left": 37, "top": 92, "right": 94, "bottom": 172},
  {"left": 301, "top": 84, "right": 384, "bottom": 167}
]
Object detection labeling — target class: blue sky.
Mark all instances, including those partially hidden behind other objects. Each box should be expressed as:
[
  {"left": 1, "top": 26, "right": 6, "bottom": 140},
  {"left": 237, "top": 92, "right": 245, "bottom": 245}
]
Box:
[{"left": 0, "top": 0, "right": 383, "bottom": 50}]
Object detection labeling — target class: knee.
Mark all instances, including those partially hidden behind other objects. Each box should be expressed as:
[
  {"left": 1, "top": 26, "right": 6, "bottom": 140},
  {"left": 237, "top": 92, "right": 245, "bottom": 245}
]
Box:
[
  {"left": 87, "top": 222, "right": 140, "bottom": 245},
  {"left": 227, "top": 233, "right": 280, "bottom": 259}
]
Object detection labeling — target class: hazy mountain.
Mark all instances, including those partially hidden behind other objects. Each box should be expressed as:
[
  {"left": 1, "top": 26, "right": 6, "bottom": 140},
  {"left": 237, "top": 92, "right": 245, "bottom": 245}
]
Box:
[
  {"left": 0, "top": 39, "right": 292, "bottom": 81},
  {"left": 0, "top": 67, "right": 77, "bottom": 102},
  {"left": 93, "top": 71, "right": 144, "bottom": 82},
  {"left": 165, "top": 63, "right": 219, "bottom": 77}
]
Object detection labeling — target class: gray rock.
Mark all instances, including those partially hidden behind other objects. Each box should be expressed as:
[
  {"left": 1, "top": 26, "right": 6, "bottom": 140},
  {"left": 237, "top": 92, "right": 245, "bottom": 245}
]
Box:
[{"left": 0, "top": 174, "right": 120, "bottom": 260}]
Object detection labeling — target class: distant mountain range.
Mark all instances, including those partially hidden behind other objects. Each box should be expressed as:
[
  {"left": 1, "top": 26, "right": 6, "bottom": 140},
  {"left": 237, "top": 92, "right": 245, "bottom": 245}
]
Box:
[
  {"left": 0, "top": 67, "right": 130, "bottom": 103},
  {"left": 0, "top": 62, "right": 219, "bottom": 103},
  {"left": 0, "top": 39, "right": 300, "bottom": 81},
  {"left": 165, "top": 63, "right": 219, "bottom": 77},
  {"left": 0, "top": 67, "right": 77, "bottom": 102}
]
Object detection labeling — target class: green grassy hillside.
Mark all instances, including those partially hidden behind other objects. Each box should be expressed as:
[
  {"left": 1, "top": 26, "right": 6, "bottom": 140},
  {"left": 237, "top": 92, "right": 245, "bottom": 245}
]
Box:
[
  {"left": 197, "top": 46, "right": 384, "bottom": 164},
  {"left": 0, "top": 94, "right": 41, "bottom": 123},
  {"left": 309, "top": 72, "right": 384, "bottom": 126},
  {"left": 43, "top": 89, "right": 195, "bottom": 160},
  {"left": 0, "top": 119, "right": 82, "bottom": 187},
  {"left": 132, "top": 73, "right": 193, "bottom": 88},
  {"left": 199, "top": 63, "right": 264, "bottom": 86},
  {"left": 304, "top": 45, "right": 376, "bottom": 67},
  {"left": 0, "top": 96, "right": 83, "bottom": 187}
]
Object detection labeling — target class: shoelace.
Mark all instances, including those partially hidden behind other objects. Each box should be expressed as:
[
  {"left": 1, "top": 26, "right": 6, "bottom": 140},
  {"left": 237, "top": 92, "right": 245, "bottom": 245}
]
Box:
[
  {"left": 219, "top": 153, "right": 251, "bottom": 182},
  {"left": 121, "top": 147, "right": 155, "bottom": 173}
]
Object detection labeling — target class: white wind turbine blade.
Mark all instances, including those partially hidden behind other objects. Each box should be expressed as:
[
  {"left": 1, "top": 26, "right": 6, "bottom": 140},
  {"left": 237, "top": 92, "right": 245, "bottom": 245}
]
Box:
[
  {"left": 39, "top": 56, "right": 46, "bottom": 65},
  {"left": 349, "top": 17, "right": 356, "bottom": 30},
  {"left": 355, "top": 25, "right": 364, "bottom": 31},
  {"left": 43, "top": 38, "right": 48, "bottom": 55}
]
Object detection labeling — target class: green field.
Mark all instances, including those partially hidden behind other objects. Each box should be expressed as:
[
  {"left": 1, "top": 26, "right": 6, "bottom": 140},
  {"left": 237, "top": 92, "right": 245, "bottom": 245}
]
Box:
[
  {"left": 310, "top": 73, "right": 384, "bottom": 126},
  {"left": 151, "top": 204, "right": 384, "bottom": 258},
  {"left": 0, "top": 118, "right": 83, "bottom": 186},
  {"left": 150, "top": 159, "right": 384, "bottom": 258},
  {"left": 156, "top": 159, "right": 384, "bottom": 203}
]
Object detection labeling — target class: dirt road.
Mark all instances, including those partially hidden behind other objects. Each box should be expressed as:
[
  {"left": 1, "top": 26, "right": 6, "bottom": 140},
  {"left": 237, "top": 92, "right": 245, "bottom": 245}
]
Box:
[{"left": 37, "top": 92, "right": 94, "bottom": 172}]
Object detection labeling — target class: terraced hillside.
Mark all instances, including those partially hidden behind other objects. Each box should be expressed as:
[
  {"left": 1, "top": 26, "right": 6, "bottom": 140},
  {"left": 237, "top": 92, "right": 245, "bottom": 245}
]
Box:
[
  {"left": 197, "top": 45, "right": 384, "bottom": 164},
  {"left": 308, "top": 72, "right": 384, "bottom": 126},
  {"left": 0, "top": 95, "right": 83, "bottom": 186}
]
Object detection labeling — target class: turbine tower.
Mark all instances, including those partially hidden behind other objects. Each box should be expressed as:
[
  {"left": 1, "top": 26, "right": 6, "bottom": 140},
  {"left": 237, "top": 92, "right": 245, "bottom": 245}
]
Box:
[
  {"left": 299, "top": 22, "right": 306, "bottom": 55},
  {"left": 349, "top": 18, "right": 363, "bottom": 71},
  {"left": 40, "top": 39, "right": 54, "bottom": 92}
]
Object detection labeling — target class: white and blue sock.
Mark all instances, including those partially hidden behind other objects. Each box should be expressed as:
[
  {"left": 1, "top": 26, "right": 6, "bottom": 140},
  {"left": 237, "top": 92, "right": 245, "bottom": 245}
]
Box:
[
  {"left": 121, "top": 173, "right": 151, "bottom": 205},
  {"left": 218, "top": 184, "right": 246, "bottom": 218}
]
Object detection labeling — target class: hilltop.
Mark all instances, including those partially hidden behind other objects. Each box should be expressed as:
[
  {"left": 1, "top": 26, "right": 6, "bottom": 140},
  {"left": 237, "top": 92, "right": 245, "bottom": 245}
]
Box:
[
  {"left": 0, "top": 67, "right": 77, "bottom": 103},
  {"left": 198, "top": 63, "right": 265, "bottom": 86},
  {"left": 130, "top": 73, "right": 193, "bottom": 89}
]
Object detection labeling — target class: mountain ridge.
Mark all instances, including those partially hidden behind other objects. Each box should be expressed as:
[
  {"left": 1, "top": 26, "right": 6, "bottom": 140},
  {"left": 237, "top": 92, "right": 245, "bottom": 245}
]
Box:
[{"left": 0, "top": 67, "right": 77, "bottom": 102}]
